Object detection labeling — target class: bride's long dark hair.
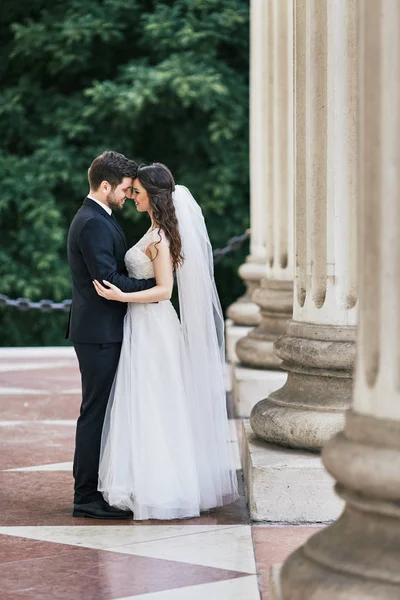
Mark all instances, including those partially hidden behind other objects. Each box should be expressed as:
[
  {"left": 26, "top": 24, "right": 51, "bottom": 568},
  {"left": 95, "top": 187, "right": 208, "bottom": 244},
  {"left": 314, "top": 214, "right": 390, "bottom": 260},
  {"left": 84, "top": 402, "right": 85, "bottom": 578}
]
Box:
[{"left": 136, "top": 163, "right": 184, "bottom": 270}]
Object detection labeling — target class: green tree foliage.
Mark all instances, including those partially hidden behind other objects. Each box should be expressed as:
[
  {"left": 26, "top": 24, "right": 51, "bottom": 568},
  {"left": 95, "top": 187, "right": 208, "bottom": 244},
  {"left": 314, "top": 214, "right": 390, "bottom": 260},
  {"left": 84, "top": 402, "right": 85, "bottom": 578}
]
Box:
[{"left": 0, "top": 0, "right": 249, "bottom": 346}]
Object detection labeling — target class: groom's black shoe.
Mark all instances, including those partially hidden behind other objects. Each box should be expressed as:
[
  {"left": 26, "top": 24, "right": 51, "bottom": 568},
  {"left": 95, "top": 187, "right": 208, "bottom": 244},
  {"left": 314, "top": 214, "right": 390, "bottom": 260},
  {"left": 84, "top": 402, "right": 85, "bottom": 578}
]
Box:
[{"left": 72, "top": 500, "right": 132, "bottom": 519}]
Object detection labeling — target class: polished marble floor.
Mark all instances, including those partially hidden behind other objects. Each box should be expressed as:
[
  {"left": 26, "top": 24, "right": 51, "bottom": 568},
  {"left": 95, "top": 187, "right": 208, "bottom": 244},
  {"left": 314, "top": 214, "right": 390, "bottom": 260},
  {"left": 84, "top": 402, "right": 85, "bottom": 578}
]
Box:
[{"left": 0, "top": 348, "right": 322, "bottom": 599}]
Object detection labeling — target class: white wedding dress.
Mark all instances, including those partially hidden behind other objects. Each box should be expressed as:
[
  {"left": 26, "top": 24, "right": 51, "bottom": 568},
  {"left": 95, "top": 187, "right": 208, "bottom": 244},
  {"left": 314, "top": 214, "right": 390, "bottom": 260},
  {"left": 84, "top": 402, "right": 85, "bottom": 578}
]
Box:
[{"left": 98, "top": 190, "right": 238, "bottom": 520}]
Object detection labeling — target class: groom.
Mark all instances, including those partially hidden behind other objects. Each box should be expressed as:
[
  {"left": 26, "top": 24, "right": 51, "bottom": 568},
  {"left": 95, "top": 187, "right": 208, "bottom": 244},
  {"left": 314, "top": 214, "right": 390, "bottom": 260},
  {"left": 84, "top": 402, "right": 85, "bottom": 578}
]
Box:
[{"left": 66, "top": 151, "right": 156, "bottom": 519}]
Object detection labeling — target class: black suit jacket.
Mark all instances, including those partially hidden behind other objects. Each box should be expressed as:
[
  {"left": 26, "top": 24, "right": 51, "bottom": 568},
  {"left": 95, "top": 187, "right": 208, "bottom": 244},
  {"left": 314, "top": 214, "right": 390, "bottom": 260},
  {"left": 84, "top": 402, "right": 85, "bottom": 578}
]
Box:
[{"left": 66, "top": 197, "right": 155, "bottom": 343}]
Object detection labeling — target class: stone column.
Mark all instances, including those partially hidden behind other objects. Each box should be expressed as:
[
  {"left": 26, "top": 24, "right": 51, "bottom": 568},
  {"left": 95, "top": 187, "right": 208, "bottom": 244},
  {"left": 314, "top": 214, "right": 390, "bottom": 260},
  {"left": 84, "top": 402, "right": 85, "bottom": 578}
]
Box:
[
  {"left": 251, "top": 0, "right": 358, "bottom": 451},
  {"left": 236, "top": 0, "right": 294, "bottom": 371},
  {"left": 225, "top": 0, "right": 265, "bottom": 362},
  {"left": 232, "top": 0, "right": 293, "bottom": 418},
  {"left": 277, "top": 2, "right": 400, "bottom": 596}
]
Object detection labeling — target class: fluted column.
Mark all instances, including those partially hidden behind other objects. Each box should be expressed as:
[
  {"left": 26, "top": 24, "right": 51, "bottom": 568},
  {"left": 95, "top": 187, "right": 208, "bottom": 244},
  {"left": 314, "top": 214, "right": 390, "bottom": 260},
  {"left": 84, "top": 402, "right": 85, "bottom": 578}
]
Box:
[
  {"left": 226, "top": 0, "right": 266, "bottom": 330},
  {"left": 251, "top": 0, "right": 358, "bottom": 450},
  {"left": 279, "top": 2, "right": 400, "bottom": 596},
  {"left": 236, "top": 0, "right": 294, "bottom": 370}
]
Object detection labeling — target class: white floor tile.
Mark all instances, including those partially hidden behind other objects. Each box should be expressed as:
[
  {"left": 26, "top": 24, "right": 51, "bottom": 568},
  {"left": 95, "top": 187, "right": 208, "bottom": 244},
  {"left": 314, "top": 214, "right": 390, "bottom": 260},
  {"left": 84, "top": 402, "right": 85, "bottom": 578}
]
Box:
[
  {"left": 0, "top": 347, "right": 76, "bottom": 358},
  {"left": 0, "top": 388, "right": 46, "bottom": 395},
  {"left": 0, "top": 525, "right": 236, "bottom": 551},
  {"left": 108, "top": 525, "right": 256, "bottom": 574},
  {"left": 5, "top": 461, "right": 73, "bottom": 472},
  {"left": 118, "top": 575, "right": 260, "bottom": 600},
  {"left": 0, "top": 361, "right": 75, "bottom": 373},
  {"left": 0, "top": 420, "right": 76, "bottom": 427}
]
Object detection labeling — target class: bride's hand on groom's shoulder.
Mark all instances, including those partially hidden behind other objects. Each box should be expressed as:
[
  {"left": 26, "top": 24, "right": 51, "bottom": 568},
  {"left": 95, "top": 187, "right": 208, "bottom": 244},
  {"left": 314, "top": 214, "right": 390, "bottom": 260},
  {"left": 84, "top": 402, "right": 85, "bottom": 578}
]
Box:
[{"left": 93, "top": 280, "right": 127, "bottom": 302}]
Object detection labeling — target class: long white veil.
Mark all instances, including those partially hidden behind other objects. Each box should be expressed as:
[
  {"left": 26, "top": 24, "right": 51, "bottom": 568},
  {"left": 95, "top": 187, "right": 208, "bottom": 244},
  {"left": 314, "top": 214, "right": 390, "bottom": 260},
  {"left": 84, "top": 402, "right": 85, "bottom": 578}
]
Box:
[{"left": 173, "top": 185, "right": 238, "bottom": 508}]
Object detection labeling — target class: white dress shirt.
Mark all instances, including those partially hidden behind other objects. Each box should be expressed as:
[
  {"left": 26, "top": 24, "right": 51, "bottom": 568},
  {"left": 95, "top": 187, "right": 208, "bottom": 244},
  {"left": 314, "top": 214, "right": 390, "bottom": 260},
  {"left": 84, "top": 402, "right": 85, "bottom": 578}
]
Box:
[{"left": 87, "top": 194, "right": 112, "bottom": 216}]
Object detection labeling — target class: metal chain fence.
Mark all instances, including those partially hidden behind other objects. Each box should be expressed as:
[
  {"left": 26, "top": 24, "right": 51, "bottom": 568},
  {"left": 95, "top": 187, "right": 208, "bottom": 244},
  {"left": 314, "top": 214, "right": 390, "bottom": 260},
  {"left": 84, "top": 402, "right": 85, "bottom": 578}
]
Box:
[
  {"left": 0, "top": 229, "right": 250, "bottom": 312},
  {"left": 212, "top": 229, "right": 250, "bottom": 265},
  {"left": 0, "top": 296, "right": 72, "bottom": 313}
]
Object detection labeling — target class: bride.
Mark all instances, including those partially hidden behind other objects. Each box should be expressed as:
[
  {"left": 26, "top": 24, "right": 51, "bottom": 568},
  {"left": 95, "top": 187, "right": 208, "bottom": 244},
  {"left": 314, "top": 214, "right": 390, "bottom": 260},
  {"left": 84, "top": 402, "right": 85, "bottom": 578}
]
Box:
[{"left": 93, "top": 162, "right": 238, "bottom": 520}]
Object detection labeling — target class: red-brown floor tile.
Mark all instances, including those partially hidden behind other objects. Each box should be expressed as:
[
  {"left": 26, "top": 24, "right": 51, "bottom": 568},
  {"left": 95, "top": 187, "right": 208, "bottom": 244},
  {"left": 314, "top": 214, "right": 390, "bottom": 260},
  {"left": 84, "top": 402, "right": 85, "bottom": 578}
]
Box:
[
  {"left": 0, "top": 394, "right": 50, "bottom": 421},
  {"left": 35, "top": 393, "right": 81, "bottom": 420},
  {"left": 0, "top": 470, "right": 248, "bottom": 526},
  {"left": 0, "top": 535, "right": 248, "bottom": 599},
  {"left": 0, "top": 541, "right": 104, "bottom": 592},
  {"left": 0, "top": 472, "right": 76, "bottom": 526},
  {"left": 0, "top": 393, "right": 81, "bottom": 421},
  {"left": 0, "top": 366, "right": 81, "bottom": 395},
  {"left": 0, "top": 424, "right": 75, "bottom": 470},
  {"left": 252, "top": 525, "right": 324, "bottom": 599},
  {"left": 0, "top": 534, "right": 83, "bottom": 564}
]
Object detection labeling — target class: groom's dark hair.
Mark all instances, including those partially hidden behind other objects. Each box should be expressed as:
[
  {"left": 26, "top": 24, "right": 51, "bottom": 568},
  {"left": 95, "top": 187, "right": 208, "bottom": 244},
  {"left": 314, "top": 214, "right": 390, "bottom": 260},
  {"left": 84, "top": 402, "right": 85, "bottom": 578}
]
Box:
[{"left": 88, "top": 151, "right": 137, "bottom": 191}]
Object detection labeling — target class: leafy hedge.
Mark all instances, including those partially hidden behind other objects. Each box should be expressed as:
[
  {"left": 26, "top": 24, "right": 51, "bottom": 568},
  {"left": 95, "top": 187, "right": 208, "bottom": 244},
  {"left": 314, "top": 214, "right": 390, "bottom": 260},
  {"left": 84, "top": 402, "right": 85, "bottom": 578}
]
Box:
[{"left": 0, "top": 0, "right": 249, "bottom": 345}]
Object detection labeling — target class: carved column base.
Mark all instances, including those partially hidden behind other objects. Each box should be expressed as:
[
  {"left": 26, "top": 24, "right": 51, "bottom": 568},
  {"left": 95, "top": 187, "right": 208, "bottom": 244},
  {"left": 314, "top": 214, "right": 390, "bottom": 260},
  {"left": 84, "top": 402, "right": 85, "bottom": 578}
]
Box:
[
  {"left": 280, "top": 411, "right": 400, "bottom": 599},
  {"left": 226, "top": 258, "right": 264, "bottom": 327},
  {"left": 236, "top": 279, "right": 293, "bottom": 369},
  {"left": 250, "top": 321, "right": 356, "bottom": 450},
  {"left": 225, "top": 320, "right": 253, "bottom": 363}
]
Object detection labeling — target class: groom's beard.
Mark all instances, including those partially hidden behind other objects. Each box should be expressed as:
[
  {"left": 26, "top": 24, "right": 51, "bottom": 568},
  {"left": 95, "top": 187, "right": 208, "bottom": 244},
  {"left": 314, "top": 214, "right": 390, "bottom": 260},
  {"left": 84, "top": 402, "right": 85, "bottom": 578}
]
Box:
[{"left": 107, "top": 191, "right": 125, "bottom": 211}]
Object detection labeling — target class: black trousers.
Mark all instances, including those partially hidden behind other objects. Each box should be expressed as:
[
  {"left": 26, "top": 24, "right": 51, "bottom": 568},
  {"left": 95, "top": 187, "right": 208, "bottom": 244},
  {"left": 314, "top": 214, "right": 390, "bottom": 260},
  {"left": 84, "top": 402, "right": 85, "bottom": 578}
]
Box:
[{"left": 73, "top": 342, "right": 122, "bottom": 505}]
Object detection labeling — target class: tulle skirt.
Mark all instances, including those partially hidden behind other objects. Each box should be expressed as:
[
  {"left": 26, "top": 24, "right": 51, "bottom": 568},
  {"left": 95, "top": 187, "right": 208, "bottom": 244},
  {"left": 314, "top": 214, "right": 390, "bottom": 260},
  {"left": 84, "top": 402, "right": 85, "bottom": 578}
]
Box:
[{"left": 98, "top": 301, "right": 238, "bottom": 520}]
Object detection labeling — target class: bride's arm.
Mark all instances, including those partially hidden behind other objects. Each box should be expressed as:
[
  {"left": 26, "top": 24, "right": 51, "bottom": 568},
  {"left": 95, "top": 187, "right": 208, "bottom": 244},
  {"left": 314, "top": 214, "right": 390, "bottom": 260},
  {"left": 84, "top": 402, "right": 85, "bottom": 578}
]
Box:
[{"left": 93, "top": 241, "right": 174, "bottom": 303}]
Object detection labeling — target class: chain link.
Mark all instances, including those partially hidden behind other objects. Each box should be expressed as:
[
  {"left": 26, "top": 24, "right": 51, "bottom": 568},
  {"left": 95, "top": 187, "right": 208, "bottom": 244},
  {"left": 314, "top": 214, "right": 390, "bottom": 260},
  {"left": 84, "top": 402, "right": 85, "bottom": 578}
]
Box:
[
  {"left": 0, "top": 229, "right": 250, "bottom": 312},
  {"left": 0, "top": 296, "right": 72, "bottom": 312},
  {"left": 212, "top": 229, "right": 250, "bottom": 265}
]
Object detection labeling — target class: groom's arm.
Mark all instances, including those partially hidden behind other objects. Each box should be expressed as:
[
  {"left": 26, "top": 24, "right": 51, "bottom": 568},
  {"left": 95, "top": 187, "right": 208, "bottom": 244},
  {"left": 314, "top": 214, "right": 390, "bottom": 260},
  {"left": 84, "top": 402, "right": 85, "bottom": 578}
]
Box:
[{"left": 78, "top": 218, "right": 156, "bottom": 293}]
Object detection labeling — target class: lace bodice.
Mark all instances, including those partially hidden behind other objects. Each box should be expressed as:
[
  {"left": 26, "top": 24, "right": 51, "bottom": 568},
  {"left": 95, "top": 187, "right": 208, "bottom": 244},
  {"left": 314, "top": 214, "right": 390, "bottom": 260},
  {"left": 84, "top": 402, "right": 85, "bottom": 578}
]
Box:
[{"left": 124, "top": 228, "right": 167, "bottom": 279}]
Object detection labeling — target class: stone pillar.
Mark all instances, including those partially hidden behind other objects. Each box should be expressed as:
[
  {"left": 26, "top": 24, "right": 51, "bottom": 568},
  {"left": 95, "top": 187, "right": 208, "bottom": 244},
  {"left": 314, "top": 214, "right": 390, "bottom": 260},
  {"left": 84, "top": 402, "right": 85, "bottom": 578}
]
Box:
[
  {"left": 236, "top": 0, "right": 294, "bottom": 371},
  {"left": 278, "top": 2, "right": 400, "bottom": 596},
  {"left": 225, "top": 0, "right": 265, "bottom": 362},
  {"left": 251, "top": 0, "right": 358, "bottom": 451},
  {"left": 232, "top": 0, "right": 293, "bottom": 418}
]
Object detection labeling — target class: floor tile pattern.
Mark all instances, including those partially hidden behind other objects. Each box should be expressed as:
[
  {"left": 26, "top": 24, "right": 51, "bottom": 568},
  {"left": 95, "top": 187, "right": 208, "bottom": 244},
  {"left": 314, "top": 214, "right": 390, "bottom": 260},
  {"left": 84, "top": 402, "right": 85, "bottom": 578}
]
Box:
[{"left": 0, "top": 348, "right": 324, "bottom": 599}]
